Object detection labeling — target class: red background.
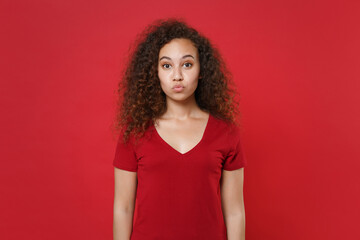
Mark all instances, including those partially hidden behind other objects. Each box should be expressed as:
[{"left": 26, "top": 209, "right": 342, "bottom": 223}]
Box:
[{"left": 1, "top": 0, "right": 359, "bottom": 239}]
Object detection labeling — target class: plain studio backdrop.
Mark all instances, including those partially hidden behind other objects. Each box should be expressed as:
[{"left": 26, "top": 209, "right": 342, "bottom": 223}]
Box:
[{"left": 1, "top": 0, "right": 359, "bottom": 239}]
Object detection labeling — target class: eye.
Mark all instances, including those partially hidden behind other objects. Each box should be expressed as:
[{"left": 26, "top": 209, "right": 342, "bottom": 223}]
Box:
[
  {"left": 183, "top": 62, "right": 193, "bottom": 68},
  {"left": 162, "top": 63, "right": 171, "bottom": 69}
]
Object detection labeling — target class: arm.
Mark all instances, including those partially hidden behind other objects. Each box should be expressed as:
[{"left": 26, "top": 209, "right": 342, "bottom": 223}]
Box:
[
  {"left": 220, "top": 168, "right": 246, "bottom": 240},
  {"left": 113, "top": 167, "right": 137, "bottom": 240}
]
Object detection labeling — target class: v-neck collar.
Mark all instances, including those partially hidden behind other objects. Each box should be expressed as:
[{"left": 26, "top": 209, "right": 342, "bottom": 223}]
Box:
[{"left": 153, "top": 113, "right": 212, "bottom": 157}]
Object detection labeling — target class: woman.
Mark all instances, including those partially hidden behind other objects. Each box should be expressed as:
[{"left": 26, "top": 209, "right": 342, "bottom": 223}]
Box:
[{"left": 112, "top": 18, "right": 247, "bottom": 240}]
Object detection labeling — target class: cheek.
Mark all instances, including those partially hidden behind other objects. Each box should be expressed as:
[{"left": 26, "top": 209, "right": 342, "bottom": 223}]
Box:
[
  {"left": 157, "top": 70, "right": 165, "bottom": 83},
  {"left": 158, "top": 67, "right": 170, "bottom": 80},
  {"left": 157, "top": 71, "right": 170, "bottom": 90},
  {"left": 190, "top": 80, "right": 199, "bottom": 90},
  {"left": 185, "top": 70, "right": 200, "bottom": 84}
]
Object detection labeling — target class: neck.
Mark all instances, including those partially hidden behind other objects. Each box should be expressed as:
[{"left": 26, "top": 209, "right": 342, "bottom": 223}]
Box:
[{"left": 163, "top": 94, "right": 202, "bottom": 119}]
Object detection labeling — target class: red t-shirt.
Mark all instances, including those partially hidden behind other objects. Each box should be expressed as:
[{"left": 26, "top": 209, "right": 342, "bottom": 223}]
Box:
[{"left": 113, "top": 114, "right": 247, "bottom": 240}]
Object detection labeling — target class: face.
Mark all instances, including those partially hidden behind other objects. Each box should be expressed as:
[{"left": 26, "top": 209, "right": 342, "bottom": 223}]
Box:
[{"left": 157, "top": 38, "right": 200, "bottom": 101}]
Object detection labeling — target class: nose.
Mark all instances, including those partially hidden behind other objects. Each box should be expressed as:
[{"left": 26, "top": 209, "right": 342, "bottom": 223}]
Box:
[{"left": 173, "top": 66, "right": 183, "bottom": 80}]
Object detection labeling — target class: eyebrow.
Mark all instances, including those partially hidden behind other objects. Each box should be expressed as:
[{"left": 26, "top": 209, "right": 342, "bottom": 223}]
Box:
[{"left": 159, "top": 54, "right": 195, "bottom": 61}]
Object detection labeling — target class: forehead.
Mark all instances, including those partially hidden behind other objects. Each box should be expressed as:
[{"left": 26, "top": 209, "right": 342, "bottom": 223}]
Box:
[{"left": 159, "top": 38, "right": 198, "bottom": 58}]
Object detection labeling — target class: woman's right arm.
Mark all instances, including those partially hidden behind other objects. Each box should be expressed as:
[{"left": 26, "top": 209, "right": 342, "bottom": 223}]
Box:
[{"left": 113, "top": 167, "right": 137, "bottom": 240}]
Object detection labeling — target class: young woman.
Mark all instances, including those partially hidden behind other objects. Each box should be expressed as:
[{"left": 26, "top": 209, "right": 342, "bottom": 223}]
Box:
[{"left": 112, "top": 18, "right": 248, "bottom": 240}]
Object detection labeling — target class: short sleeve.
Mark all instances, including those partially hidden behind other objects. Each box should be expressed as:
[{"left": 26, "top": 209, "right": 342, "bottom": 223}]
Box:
[
  {"left": 223, "top": 125, "right": 248, "bottom": 170},
  {"left": 113, "top": 134, "right": 138, "bottom": 172}
]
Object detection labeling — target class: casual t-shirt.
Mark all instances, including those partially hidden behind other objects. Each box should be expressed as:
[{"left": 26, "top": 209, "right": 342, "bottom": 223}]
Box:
[{"left": 113, "top": 113, "right": 247, "bottom": 240}]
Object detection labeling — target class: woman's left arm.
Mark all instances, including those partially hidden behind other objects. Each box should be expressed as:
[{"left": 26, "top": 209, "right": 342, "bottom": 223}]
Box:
[{"left": 220, "top": 168, "right": 246, "bottom": 240}]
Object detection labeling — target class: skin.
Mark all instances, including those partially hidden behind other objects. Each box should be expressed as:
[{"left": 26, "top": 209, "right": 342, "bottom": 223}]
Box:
[
  {"left": 155, "top": 38, "right": 208, "bottom": 153},
  {"left": 113, "top": 38, "right": 245, "bottom": 240},
  {"left": 221, "top": 168, "right": 246, "bottom": 240}
]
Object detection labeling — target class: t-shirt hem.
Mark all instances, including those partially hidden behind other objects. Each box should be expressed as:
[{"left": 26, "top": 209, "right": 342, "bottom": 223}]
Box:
[
  {"left": 223, "top": 162, "right": 247, "bottom": 171},
  {"left": 113, "top": 162, "right": 137, "bottom": 172}
]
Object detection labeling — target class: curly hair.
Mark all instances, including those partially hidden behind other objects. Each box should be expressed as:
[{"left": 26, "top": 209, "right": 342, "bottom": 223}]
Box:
[{"left": 111, "top": 17, "right": 242, "bottom": 144}]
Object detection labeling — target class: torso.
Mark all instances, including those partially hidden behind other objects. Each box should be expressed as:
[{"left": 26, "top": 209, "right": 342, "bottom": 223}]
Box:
[{"left": 113, "top": 112, "right": 247, "bottom": 239}]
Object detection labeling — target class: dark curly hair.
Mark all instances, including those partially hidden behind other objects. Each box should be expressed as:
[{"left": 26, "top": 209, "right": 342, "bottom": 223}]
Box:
[{"left": 111, "top": 17, "right": 242, "bottom": 144}]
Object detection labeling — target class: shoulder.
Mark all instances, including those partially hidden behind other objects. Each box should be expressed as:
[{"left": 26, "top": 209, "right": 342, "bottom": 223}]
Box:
[
  {"left": 116, "top": 125, "right": 153, "bottom": 150},
  {"left": 211, "top": 115, "right": 241, "bottom": 135},
  {"left": 210, "top": 115, "right": 243, "bottom": 150}
]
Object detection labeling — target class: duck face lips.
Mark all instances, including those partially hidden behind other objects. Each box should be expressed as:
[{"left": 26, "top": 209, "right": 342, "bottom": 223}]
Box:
[{"left": 172, "top": 84, "right": 185, "bottom": 92}]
